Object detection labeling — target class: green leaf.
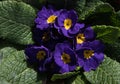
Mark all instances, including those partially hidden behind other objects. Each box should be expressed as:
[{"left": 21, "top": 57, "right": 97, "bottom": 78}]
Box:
[
  {"left": 92, "top": 25, "right": 120, "bottom": 44},
  {"left": 84, "top": 56, "right": 120, "bottom": 84},
  {"left": 65, "top": 75, "right": 85, "bottom": 84},
  {"left": 0, "top": 38, "right": 25, "bottom": 50},
  {"left": 0, "top": 80, "right": 11, "bottom": 84},
  {"left": 85, "top": 3, "right": 115, "bottom": 25},
  {"left": 75, "top": 0, "right": 104, "bottom": 20},
  {"left": 0, "top": 1, "right": 36, "bottom": 45},
  {"left": 51, "top": 72, "right": 79, "bottom": 81},
  {"left": 20, "top": 0, "right": 45, "bottom": 9},
  {"left": 0, "top": 39, "right": 25, "bottom": 63},
  {"left": 100, "top": 0, "right": 107, "bottom": 2},
  {"left": 0, "top": 47, "right": 16, "bottom": 62},
  {"left": 74, "top": 0, "right": 86, "bottom": 12},
  {"left": 105, "top": 39, "right": 120, "bottom": 62},
  {"left": 75, "top": 0, "right": 116, "bottom": 26},
  {"left": 0, "top": 47, "right": 44, "bottom": 84},
  {"left": 116, "top": 10, "right": 120, "bottom": 18},
  {"left": 112, "top": 10, "right": 120, "bottom": 27},
  {"left": 105, "top": 0, "right": 120, "bottom": 11},
  {"left": 46, "top": 0, "right": 65, "bottom": 9},
  {"left": 2, "top": 0, "right": 44, "bottom": 9}
]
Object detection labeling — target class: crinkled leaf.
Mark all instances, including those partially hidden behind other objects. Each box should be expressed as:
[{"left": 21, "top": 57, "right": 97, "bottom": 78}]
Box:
[
  {"left": 0, "top": 1, "right": 36, "bottom": 45},
  {"left": 92, "top": 25, "right": 120, "bottom": 44},
  {"left": 85, "top": 3, "right": 115, "bottom": 25},
  {"left": 116, "top": 10, "right": 120, "bottom": 16},
  {"left": 0, "top": 39, "right": 25, "bottom": 63},
  {"left": 75, "top": 0, "right": 104, "bottom": 20},
  {"left": 46, "top": 0, "right": 81, "bottom": 9},
  {"left": 21, "top": 0, "right": 44, "bottom": 9},
  {"left": 46, "top": 0, "right": 65, "bottom": 9},
  {"left": 0, "top": 80, "right": 11, "bottom": 84},
  {"left": 51, "top": 72, "right": 79, "bottom": 81},
  {"left": 116, "top": 10, "right": 120, "bottom": 20},
  {"left": 112, "top": 10, "right": 120, "bottom": 27},
  {"left": 0, "top": 38, "right": 25, "bottom": 50},
  {"left": 75, "top": 0, "right": 115, "bottom": 26},
  {"left": 65, "top": 75, "right": 85, "bottom": 84},
  {"left": 84, "top": 56, "right": 120, "bottom": 84},
  {"left": 74, "top": 0, "right": 86, "bottom": 13},
  {"left": 105, "top": 39, "right": 120, "bottom": 62},
  {"left": 0, "top": 47, "right": 16, "bottom": 62},
  {"left": 105, "top": 0, "right": 120, "bottom": 11},
  {"left": 2, "top": 0, "right": 44, "bottom": 9},
  {"left": 0, "top": 47, "right": 44, "bottom": 84},
  {"left": 101, "top": 0, "right": 107, "bottom": 2}
]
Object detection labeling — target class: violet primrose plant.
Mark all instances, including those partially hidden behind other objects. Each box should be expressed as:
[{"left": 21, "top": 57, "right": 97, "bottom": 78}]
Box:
[
  {"left": 0, "top": 0, "right": 120, "bottom": 84},
  {"left": 25, "top": 6, "right": 104, "bottom": 73}
]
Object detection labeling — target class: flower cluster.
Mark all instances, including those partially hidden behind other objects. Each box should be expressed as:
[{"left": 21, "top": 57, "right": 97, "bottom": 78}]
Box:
[{"left": 25, "top": 6, "right": 104, "bottom": 73}]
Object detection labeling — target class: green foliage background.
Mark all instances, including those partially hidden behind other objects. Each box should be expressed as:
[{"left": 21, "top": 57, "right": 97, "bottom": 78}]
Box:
[{"left": 0, "top": 0, "right": 120, "bottom": 84}]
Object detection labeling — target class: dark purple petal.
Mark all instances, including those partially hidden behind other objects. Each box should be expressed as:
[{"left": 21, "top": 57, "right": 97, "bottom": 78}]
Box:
[
  {"left": 54, "top": 10, "right": 61, "bottom": 16},
  {"left": 89, "top": 40, "right": 105, "bottom": 52},
  {"left": 69, "top": 65, "right": 77, "bottom": 71},
  {"left": 68, "top": 10, "right": 78, "bottom": 25},
  {"left": 83, "top": 57, "right": 99, "bottom": 72},
  {"left": 33, "top": 28, "right": 50, "bottom": 44},
  {"left": 76, "top": 40, "right": 104, "bottom": 72},
  {"left": 61, "top": 27, "right": 72, "bottom": 38},
  {"left": 55, "top": 10, "right": 79, "bottom": 38},
  {"left": 54, "top": 18, "right": 60, "bottom": 29},
  {"left": 35, "top": 18, "right": 49, "bottom": 29},
  {"left": 77, "top": 58, "right": 85, "bottom": 67},
  {"left": 38, "top": 56, "right": 53, "bottom": 72},
  {"left": 36, "top": 24, "right": 49, "bottom": 30},
  {"left": 83, "top": 61, "right": 91, "bottom": 72},
  {"left": 24, "top": 45, "right": 49, "bottom": 63},
  {"left": 64, "top": 48, "right": 76, "bottom": 65},
  {"left": 25, "top": 45, "right": 38, "bottom": 63},
  {"left": 82, "top": 58, "right": 99, "bottom": 72},
  {"left": 68, "top": 23, "right": 85, "bottom": 35},
  {"left": 84, "top": 26, "right": 96, "bottom": 41},
  {"left": 76, "top": 42, "right": 92, "bottom": 50},
  {"left": 35, "top": 6, "right": 59, "bottom": 30},
  {"left": 54, "top": 51, "right": 65, "bottom": 67},
  {"left": 57, "top": 10, "right": 68, "bottom": 27},
  {"left": 53, "top": 42, "right": 77, "bottom": 73},
  {"left": 59, "top": 64, "right": 69, "bottom": 73},
  {"left": 77, "top": 40, "right": 104, "bottom": 52},
  {"left": 38, "top": 6, "right": 49, "bottom": 18},
  {"left": 75, "top": 26, "right": 96, "bottom": 50},
  {"left": 55, "top": 42, "right": 72, "bottom": 52},
  {"left": 94, "top": 53, "right": 104, "bottom": 63},
  {"left": 75, "top": 44, "right": 84, "bottom": 50},
  {"left": 88, "top": 58, "right": 99, "bottom": 70}
]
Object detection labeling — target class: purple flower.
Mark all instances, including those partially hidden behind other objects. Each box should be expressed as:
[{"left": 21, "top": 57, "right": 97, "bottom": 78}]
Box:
[
  {"left": 33, "top": 28, "right": 65, "bottom": 51},
  {"left": 75, "top": 26, "right": 96, "bottom": 49},
  {"left": 55, "top": 9, "right": 84, "bottom": 38},
  {"left": 53, "top": 42, "right": 77, "bottom": 73},
  {"left": 25, "top": 45, "right": 50, "bottom": 72},
  {"left": 76, "top": 40, "right": 104, "bottom": 72},
  {"left": 33, "top": 28, "right": 51, "bottom": 44},
  {"left": 43, "top": 56, "right": 61, "bottom": 74},
  {"left": 35, "top": 6, "right": 60, "bottom": 30}
]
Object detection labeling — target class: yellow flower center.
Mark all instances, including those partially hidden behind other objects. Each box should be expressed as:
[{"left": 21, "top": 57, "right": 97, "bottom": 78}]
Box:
[
  {"left": 84, "top": 50, "right": 94, "bottom": 59},
  {"left": 64, "top": 18, "right": 72, "bottom": 30},
  {"left": 76, "top": 33, "right": 85, "bottom": 44},
  {"left": 36, "top": 50, "right": 46, "bottom": 60},
  {"left": 61, "top": 52, "right": 71, "bottom": 64},
  {"left": 42, "top": 32, "right": 50, "bottom": 41},
  {"left": 47, "top": 15, "right": 57, "bottom": 23}
]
